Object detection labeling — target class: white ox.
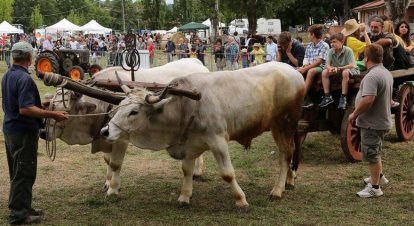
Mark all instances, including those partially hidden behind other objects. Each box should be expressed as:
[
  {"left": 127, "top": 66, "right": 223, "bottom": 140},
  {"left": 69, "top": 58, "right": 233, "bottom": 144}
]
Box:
[
  {"left": 44, "top": 58, "right": 209, "bottom": 195},
  {"left": 101, "top": 62, "right": 305, "bottom": 210}
]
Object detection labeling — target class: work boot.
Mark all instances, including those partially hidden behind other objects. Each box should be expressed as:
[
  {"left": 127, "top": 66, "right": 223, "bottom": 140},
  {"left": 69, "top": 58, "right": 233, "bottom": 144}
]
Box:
[
  {"left": 30, "top": 208, "right": 44, "bottom": 216},
  {"left": 10, "top": 215, "right": 42, "bottom": 225}
]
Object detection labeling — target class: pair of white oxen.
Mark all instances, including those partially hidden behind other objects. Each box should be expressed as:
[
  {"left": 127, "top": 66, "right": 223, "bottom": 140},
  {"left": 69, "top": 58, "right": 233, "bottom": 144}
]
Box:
[{"left": 46, "top": 58, "right": 305, "bottom": 211}]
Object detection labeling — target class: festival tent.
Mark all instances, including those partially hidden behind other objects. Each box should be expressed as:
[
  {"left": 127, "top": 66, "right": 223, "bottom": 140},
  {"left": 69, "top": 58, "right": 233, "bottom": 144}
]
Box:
[
  {"left": 80, "top": 20, "right": 112, "bottom": 34},
  {"left": 202, "top": 19, "right": 225, "bottom": 28},
  {"left": 178, "top": 22, "right": 209, "bottom": 31},
  {"left": 0, "top": 21, "right": 24, "bottom": 34},
  {"left": 46, "top": 18, "right": 81, "bottom": 32},
  {"left": 167, "top": 26, "right": 178, "bottom": 33}
]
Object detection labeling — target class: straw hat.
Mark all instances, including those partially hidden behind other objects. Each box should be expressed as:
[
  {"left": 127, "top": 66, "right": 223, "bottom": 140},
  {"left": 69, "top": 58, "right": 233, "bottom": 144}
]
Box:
[
  {"left": 341, "top": 19, "right": 360, "bottom": 36},
  {"left": 253, "top": 42, "right": 261, "bottom": 48}
]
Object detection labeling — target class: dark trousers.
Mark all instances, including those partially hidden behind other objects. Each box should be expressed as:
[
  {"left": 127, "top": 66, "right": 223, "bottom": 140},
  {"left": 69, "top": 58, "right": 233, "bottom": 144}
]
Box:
[{"left": 4, "top": 131, "right": 38, "bottom": 224}]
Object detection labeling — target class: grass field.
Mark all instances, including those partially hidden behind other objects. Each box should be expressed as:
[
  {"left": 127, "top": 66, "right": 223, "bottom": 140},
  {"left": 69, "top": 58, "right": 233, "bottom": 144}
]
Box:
[{"left": 0, "top": 61, "right": 413, "bottom": 225}]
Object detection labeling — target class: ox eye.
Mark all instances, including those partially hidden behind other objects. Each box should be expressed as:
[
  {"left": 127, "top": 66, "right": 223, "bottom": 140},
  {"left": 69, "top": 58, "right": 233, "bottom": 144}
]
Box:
[{"left": 129, "top": 110, "right": 138, "bottom": 116}]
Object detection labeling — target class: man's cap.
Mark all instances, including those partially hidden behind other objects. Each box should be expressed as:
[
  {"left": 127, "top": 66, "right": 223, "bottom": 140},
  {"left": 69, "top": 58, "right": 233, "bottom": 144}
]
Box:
[{"left": 11, "top": 41, "right": 33, "bottom": 53}]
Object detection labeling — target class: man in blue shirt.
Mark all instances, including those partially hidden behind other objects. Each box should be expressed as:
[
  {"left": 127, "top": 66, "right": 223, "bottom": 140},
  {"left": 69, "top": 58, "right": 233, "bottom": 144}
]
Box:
[{"left": 2, "top": 42, "right": 68, "bottom": 225}]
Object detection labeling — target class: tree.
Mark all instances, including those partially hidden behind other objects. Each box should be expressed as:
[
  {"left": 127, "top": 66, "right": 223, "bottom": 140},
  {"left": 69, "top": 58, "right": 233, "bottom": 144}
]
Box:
[
  {"left": 0, "top": 0, "right": 14, "bottom": 22},
  {"left": 30, "top": 5, "right": 43, "bottom": 31},
  {"left": 67, "top": 10, "right": 83, "bottom": 25},
  {"left": 110, "top": 0, "right": 140, "bottom": 31},
  {"left": 384, "top": 0, "right": 411, "bottom": 24}
]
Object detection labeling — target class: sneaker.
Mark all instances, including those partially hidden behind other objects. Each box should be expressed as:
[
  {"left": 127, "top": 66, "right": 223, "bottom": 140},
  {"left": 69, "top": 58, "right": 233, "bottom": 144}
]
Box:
[
  {"left": 318, "top": 95, "right": 334, "bottom": 107},
  {"left": 356, "top": 184, "right": 383, "bottom": 198},
  {"left": 363, "top": 175, "right": 389, "bottom": 185},
  {"left": 338, "top": 96, "right": 347, "bottom": 110},
  {"left": 391, "top": 101, "right": 400, "bottom": 108},
  {"left": 303, "top": 97, "right": 314, "bottom": 108}
]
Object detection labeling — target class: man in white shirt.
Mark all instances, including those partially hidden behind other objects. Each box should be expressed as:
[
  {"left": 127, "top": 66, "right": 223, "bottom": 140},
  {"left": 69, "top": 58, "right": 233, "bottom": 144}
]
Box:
[
  {"left": 42, "top": 35, "right": 54, "bottom": 52},
  {"left": 265, "top": 36, "right": 277, "bottom": 62},
  {"left": 69, "top": 37, "right": 79, "bottom": 50}
]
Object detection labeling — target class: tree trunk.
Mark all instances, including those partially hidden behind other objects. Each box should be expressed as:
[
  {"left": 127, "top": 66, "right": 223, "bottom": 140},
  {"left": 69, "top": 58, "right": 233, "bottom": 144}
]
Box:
[
  {"left": 210, "top": 0, "right": 219, "bottom": 43},
  {"left": 384, "top": 0, "right": 410, "bottom": 24},
  {"left": 342, "top": 0, "right": 350, "bottom": 25},
  {"left": 247, "top": 1, "right": 257, "bottom": 35}
]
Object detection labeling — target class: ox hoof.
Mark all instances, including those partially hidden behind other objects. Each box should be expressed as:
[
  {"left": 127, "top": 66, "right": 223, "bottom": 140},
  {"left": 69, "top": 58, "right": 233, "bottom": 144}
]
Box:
[
  {"left": 268, "top": 194, "right": 282, "bottom": 201},
  {"left": 177, "top": 201, "right": 190, "bottom": 209},
  {"left": 193, "top": 175, "right": 203, "bottom": 181},
  {"left": 238, "top": 205, "right": 250, "bottom": 213},
  {"left": 102, "top": 184, "right": 109, "bottom": 193},
  {"left": 285, "top": 184, "right": 295, "bottom": 190}
]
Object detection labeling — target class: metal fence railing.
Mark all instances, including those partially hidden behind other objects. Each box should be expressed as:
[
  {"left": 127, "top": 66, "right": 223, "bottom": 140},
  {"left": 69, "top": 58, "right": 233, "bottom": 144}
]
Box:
[{"left": 0, "top": 49, "right": 279, "bottom": 73}]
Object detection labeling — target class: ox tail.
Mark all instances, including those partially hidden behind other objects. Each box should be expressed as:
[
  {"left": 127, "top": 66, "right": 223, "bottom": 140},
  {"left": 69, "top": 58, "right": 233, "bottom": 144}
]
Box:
[{"left": 291, "top": 132, "right": 302, "bottom": 172}]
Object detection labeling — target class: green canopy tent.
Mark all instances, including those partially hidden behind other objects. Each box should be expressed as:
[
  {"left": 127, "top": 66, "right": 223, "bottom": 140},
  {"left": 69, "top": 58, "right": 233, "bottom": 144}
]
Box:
[
  {"left": 178, "top": 22, "right": 209, "bottom": 31},
  {"left": 178, "top": 22, "right": 209, "bottom": 43}
]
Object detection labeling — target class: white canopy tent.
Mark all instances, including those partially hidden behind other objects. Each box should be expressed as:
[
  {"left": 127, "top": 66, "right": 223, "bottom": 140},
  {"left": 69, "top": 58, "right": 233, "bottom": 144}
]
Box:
[
  {"left": 46, "top": 18, "right": 81, "bottom": 32},
  {"left": 167, "top": 26, "right": 178, "bottom": 33},
  {"left": 202, "top": 18, "right": 225, "bottom": 28},
  {"left": 0, "top": 21, "right": 24, "bottom": 34},
  {"left": 80, "top": 20, "right": 112, "bottom": 34}
]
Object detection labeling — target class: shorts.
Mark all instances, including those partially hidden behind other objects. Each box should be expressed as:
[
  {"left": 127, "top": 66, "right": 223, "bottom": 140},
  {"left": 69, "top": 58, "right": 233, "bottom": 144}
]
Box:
[
  {"left": 314, "top": 66, "right": 323, "bottom": 73},
  {"left": 360, "top": 128, "right": 388, "bottom": 163}
]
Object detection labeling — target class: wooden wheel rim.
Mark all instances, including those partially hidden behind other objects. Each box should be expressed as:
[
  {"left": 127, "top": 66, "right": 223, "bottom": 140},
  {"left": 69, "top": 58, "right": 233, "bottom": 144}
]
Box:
[
  {"left": 70, "top": 68, "right": 81, "bottom": 81},
  {"left": 37, "top": 58, "right": 52, "bottom": 72},
  {"left": 398, "top": 85, "right": 414, "bottom": 140},
  {"left": 346, "top": 121, "right": 362, "bottom": 161}
]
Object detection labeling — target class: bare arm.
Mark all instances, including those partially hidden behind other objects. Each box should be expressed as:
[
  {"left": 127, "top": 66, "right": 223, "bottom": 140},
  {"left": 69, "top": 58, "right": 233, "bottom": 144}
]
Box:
[
  {"left": 348, "top": 95, "right": 375, "bottom": 124},
  {"left": 286, "top": 42, "right": 299, "bottom": 66},
  {"left": 20, "top": 106, "right": 68, "bottom": 122},
  {"left": 375, "top": 38, "right": 392, "bottom": 47},
  {"left": 298, "top": 58, "right": 323, "bottom": 74}
]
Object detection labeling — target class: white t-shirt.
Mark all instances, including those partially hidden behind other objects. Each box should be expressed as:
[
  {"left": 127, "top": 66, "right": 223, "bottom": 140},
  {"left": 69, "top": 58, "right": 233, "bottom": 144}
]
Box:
[
  {"left": 42, "top": 39, "right": 54, "bottom": 51},
  {"left": 70, "top": 41, "right": 79, "bottom": 50}
]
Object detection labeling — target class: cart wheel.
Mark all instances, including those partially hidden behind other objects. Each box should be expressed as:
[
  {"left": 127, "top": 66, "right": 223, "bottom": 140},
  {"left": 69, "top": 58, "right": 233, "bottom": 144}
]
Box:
[
  {"left": 395, "top": 83, "right": 414, "bottom": 141},
  {"left": 340, "top": 103, "right": 361, "bottom": 162},
  {"left": 35, "top": 52, "right": 59, "bottom": 74},
  {"left": 89, "top": 64, "right": 102, "bottom": 76},
  {"left": 69, "top": 66, "right": 85, "bottom": 81}
]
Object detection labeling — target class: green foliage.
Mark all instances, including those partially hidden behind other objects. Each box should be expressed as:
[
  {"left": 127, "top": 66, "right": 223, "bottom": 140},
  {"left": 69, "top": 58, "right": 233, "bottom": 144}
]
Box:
[
  {"left": 30, "top": 5, "right": 43, "bottom": 31},
  {"left": 67, "top": 10, "right": 83, "bottom": 25},
  {"left": 0, "top": 0, "right": 14, "bottom": 22}
]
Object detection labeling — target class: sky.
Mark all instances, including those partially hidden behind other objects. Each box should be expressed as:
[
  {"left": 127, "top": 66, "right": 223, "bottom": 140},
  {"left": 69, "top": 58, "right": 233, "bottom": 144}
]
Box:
[{"left": 166, "top": 0, "right": 173, "bottom": 4}]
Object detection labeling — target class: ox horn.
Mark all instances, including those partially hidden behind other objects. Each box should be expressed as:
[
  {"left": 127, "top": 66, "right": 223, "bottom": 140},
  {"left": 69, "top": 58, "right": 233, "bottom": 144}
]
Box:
[
  {"left": 37, "top": 72, "right": 125, "bottom": 105},
  {"left": 115, "top": 71, "right": 132, "bottom": 94}
]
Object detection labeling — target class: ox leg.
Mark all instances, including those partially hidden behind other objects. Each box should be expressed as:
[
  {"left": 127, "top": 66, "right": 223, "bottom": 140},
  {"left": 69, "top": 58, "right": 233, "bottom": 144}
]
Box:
[
  {"left": 270, "top": 126, "right": 295, "bottom": 200},
  {"left": 107, "top": 141, "right": 128, "bottom": 196},
  {"left": 193, "top": 154, "right": 204, "bottom": 180},
  {"left": 211, "top": 137, "right": 249, "bottom": 211},
  {"left": 178, "top": 158, "right": 196, "bottom": 207},
  {"left": 103, "top": 153, "right": 112, "bottom": 192}
]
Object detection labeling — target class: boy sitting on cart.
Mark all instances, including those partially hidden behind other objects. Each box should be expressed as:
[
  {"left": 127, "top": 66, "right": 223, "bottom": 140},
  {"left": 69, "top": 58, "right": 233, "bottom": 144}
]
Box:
[{"left": 319, "top": 33, "right": 360, "bottom": 110}]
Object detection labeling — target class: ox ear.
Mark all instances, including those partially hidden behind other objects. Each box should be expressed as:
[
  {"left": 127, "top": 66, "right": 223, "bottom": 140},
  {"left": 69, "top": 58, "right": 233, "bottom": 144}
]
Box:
[{"left": 77, "top": 102, "right": 97, "bottom": 114}]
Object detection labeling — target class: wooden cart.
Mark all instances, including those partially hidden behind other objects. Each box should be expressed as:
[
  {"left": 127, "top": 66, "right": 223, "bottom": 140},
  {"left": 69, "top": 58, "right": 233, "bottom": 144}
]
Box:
[{"left": 297, "top": 68, "right": 414, "bottom": 162}]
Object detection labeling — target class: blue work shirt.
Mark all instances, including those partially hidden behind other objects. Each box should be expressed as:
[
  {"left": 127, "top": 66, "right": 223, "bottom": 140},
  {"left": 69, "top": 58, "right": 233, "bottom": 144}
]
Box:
[{"left": 2, "top": 65, "right": 43, "bottom": 133}]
